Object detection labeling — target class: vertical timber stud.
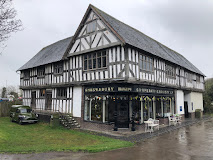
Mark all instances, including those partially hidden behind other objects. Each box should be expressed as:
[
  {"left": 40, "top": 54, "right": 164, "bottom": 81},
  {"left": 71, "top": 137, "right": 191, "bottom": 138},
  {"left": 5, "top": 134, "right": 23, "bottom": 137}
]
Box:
[
  {"left": 114, "top": 94, "right": 118, "bottom": 131},
  {"left": 161, "top": 98, "right": 164, "bottom": 117},
  {"left": 124, "top": 46, "right": 129, "bottom": 80},
  {"left": 153, "top": 96, "right": 156, "bottom": 120},
  {"left": 131, "top": 94, "right": 135, "bottom": 131},
  {"left": 141, "top": 97, "right": 144, "bottom": 124}
]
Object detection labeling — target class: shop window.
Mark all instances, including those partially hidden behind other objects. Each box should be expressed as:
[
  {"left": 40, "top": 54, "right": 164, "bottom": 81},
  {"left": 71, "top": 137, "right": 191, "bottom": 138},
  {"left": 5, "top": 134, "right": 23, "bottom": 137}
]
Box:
[
  {"left": 83, "top": 50, "right": 107, "bottom": 71},
  {"left": 139, "top": 54, "right": 153, "bottom": 72},
  {"left": 87, "top": 21, "right": 96, "bottom": 33},
  {"left": 40, "top": 89, "right": 46, "bottom": 98},
  {"left": 37, "top": 66, "right": 45, "bottom": 78},
  {"left": 84, "top": 95, "right": 113, "bottom": 123},
  {"left": 57, "top": 88, "right": 67, "bottom": 99},
  {"left": 155, "top": 97, "right": 172, "bottom": 118},
  {"left": 24, "top": 70, "right": 30, "bottom": 80},
  {"left": 165, "top": 64, "right": 176, "bottom": 78},
  {"left": 54, "top": 62, "right": 63, "bottom": 75}
]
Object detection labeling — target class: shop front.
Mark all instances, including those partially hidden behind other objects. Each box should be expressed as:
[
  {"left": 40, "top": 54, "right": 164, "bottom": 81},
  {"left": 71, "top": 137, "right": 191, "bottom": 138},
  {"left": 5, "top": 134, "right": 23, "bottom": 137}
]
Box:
[{"left": 83, "top": 84, "right": 175, "bottom": 130}]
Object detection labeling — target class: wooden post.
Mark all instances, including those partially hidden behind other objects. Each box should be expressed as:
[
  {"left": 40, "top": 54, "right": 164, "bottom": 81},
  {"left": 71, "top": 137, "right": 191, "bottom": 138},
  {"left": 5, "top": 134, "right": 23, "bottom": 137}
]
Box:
[
  {"left": 103, "top": 96, "right": 106, "bottom": 123},
  {"left": 153, "top": 96, "right": 156, "bottom": 120},
  {"left": 140, "top": 96, "right": 143, "bottom": 124},
  {"left": 161, "top": 98, "right": 164, "bottom": 117}
]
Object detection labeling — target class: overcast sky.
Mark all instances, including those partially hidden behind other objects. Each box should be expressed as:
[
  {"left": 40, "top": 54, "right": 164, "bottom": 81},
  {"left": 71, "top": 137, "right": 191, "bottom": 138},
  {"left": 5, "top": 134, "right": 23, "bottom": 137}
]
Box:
[{"left": 0, "top": 0, "right": 212, "bottom": 88}]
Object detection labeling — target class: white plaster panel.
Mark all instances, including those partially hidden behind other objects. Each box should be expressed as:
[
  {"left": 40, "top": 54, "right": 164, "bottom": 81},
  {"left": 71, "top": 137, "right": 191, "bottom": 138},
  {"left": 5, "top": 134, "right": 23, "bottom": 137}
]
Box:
[
  {"left": 176, "top": 90, "right": 185, "bottom": 115},
  {"left": 73, "top": 86, "right": 82, "bottom": 117}
]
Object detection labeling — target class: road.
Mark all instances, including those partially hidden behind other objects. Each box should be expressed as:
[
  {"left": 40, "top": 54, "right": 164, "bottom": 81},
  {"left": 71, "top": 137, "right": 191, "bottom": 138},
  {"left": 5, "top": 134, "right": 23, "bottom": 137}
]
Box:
[{"left": 1, "top": 119, "right": 213, "bottom": 160}]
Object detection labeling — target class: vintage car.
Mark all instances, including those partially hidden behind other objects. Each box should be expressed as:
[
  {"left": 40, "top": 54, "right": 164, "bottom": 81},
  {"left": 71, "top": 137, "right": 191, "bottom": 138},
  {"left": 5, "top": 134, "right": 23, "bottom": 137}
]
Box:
[{"left": 10, "top": 105, "right": 38, "bottom": 124}]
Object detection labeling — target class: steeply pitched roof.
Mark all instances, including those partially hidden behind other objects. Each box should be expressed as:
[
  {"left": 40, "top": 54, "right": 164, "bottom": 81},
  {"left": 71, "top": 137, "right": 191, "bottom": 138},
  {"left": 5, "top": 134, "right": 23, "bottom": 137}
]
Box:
[
  {"left": 18, "top": 37, "right": 73, "bottom": 71},
  {"left": 91, "top": 5, "right": 204, "bottom": 76}
]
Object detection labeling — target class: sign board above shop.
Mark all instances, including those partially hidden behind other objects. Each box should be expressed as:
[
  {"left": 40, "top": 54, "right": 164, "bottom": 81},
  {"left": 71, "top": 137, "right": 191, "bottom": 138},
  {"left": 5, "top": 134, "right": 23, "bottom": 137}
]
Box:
[{"left": 84, "top": 84, "right": 174, "bottom": 96}]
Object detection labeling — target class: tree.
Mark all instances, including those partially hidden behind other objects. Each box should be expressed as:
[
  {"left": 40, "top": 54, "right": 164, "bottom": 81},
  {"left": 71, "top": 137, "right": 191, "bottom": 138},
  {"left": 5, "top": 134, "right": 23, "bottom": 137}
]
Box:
[
  {"left": 9, "top": 91, "right": 18, "bottom": 98},
  {"left": 0, "top": 0, "right": 22, "bottom": 49},
  {"left": 204, "top": 78, "right": 213, "bottom": 113},
  {"left": 1, "top": 87, "right": 6, "bottom": 98}
]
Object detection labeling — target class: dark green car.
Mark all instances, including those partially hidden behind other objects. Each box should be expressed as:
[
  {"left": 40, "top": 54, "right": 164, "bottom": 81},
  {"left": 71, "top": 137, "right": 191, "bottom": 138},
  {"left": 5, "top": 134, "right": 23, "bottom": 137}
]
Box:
[{"left": 10, "top": 105, "right": 38, "bottom": 124}]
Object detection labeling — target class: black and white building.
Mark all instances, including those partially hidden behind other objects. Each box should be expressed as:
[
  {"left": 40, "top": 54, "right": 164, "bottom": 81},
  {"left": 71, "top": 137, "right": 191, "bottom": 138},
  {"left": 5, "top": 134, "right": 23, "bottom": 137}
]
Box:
[{"left": 18, "top": 5, "right": 205, "bottom": 131}]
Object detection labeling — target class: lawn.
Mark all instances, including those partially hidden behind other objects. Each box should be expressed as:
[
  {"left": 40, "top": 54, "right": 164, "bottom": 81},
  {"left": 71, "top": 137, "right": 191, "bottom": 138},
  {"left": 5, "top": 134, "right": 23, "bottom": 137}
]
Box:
[{"left": 0, "top": 117, "right": 133, "bottom": 153}]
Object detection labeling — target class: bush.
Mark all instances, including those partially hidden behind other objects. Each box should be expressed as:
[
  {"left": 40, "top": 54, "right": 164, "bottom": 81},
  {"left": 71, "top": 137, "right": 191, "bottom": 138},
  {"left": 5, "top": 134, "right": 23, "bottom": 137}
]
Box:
[{"left": 195, "top": 109, "right": 202, "bottom": 118}]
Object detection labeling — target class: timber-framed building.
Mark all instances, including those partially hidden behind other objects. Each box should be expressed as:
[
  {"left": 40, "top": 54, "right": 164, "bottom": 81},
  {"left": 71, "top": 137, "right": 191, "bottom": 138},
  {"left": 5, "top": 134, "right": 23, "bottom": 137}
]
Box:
[{"left": 18, "top": 5, "right": 205, "bottom": 131}]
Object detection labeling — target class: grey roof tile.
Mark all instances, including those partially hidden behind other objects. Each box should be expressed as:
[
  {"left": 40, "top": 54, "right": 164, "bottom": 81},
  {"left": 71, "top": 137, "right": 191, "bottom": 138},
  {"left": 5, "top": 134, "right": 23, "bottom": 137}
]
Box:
[
  {"left": 93, "top": 6, "right": 204, "bottom": 76},
  {"left": 18, "top": 37, "right": 72, "bottom": 71}
]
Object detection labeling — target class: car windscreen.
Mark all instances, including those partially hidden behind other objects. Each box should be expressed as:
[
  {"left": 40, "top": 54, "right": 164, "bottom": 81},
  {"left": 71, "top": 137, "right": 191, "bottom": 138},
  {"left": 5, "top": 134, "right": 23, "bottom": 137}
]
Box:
[{"left": 20, "top": 109, "right": 32, "bottom": 113}]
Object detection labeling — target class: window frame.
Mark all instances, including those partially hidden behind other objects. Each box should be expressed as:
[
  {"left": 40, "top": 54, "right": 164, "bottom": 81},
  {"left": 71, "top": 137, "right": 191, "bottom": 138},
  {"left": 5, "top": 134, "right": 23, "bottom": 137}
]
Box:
[
  {"left": 54, "top": 61, "right": 63, "bottom": 75},
  {"left": 165, "top": 63, "right": 176, "bottom": 78},
  {"left": 86, "top": 21, "right": 97, "bottom": 34},
  {"left": 23, "top": 70, "right": 30, "bottom": 80},
  {"left": 40, "top": 89, "right": 46, "bottom": 98},
  {"left": 196, "top": 75, "right": 200, "bottom": 83},
  {"left": 57, "top": 88, "right": 67, "bottom": 99},
  {"left": 37, "top": 66, "right": 45, "bottom": 78},
  {"left": 83, "top": 50, "right": 107, "bottom": 71},
  {"left": 139, "top": 54, "right": 154, "bottom": 72}
]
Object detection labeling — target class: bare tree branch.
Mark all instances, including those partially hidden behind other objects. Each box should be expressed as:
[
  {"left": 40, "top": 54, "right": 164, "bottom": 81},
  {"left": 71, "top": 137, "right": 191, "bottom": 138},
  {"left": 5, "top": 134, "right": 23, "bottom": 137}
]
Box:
[{"left": 0, "top": 0, "right": 23, "bottom": 53}]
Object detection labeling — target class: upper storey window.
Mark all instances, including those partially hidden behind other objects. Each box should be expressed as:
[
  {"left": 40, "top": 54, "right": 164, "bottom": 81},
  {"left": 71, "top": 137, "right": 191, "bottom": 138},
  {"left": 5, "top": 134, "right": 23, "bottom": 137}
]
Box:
[
  {"left": 165, "top": 64, "right": 176, "bottom": 78},
  {"left": 24, "top": 70, "right": 30, "bottom": 80},
  {"left": 37, "top": 66, "right": 45, "bottom": 78},
  {"left": 87, "top": 21, "right": 96, "bottom": 33},
  {"left": 84, "top": 50, "right": 107, "bottom": 71},
  {"left": 196, "top": 75, "right": 200, "bottom": 82},
  {"left": 139, "top": 54, "right": 153, "bottom": 72},
  {"left": 54, "top": 62, "right": 63, "bottom": 75},
  {"left": 187, "top": 73, "right": 192, "bottom": 82}
]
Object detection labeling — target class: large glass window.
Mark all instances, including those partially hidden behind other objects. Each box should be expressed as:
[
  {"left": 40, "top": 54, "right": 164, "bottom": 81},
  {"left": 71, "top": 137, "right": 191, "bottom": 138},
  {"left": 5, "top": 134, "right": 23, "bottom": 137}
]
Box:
[
  {"left": 84, "top": 95, "right": 114, "bottom": 123},
  {"left": 83, "top": 50, "right": 107, "bottom": 71},
  {"left": 156, "top": 97, "right": 173, "bottom": 118},
  {"left": 139, "top": 54, "right": 153, "bottom": 72}
]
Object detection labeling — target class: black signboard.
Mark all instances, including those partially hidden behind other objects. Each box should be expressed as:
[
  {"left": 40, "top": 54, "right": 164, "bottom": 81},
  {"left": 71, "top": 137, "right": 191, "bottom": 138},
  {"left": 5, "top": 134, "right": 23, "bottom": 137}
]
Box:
[{"left": 84, "top": 84, "right": 174, "bottom": 96}]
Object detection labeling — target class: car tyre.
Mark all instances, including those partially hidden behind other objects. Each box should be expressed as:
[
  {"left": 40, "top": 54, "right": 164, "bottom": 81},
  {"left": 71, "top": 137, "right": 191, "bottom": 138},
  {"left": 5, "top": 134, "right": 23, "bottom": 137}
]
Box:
[
  {"left": 10, "top": 117, "right": 14, "bottom": 122},
  {"left": 18, "top": 119, "right": 23, "bottom": 125}
]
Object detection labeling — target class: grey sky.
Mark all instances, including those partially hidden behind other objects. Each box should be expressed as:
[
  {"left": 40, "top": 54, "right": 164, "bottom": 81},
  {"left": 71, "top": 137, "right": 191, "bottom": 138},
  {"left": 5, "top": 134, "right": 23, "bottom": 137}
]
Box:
[{"left": 0, "top": 0, "right": 212, "bottom": 88}]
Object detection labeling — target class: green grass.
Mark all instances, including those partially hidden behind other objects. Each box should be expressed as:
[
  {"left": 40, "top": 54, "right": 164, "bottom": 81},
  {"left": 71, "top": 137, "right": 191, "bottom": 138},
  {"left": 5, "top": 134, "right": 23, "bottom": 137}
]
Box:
[{"left": 0, "top": 117, "right": 133, "bottom": 153}]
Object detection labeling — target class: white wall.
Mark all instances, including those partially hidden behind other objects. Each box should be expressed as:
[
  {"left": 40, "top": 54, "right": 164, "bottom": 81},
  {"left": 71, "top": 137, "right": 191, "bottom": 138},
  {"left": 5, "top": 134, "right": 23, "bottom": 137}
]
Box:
[
  {"left": 73, "top": 86, "right": 82, "bottom": 117},
  {"left": 176, "top": 90, "right": 184, "bottom": 114},
  {"left": 184, "top": 93, "right": 191, "bottom": 112},
  {"left": 190, "top": 92, "right": 203, "bottom": 111}
]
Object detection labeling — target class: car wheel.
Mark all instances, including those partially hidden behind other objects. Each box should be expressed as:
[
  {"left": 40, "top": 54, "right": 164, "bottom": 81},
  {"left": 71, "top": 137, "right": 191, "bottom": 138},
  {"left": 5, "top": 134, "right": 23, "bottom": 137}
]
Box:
[
  {"left": 18, "top": 119, "right": 23, "bottom": 125},
  {"left": 10, "top": 117, "right": 14, "bottom": 122}
]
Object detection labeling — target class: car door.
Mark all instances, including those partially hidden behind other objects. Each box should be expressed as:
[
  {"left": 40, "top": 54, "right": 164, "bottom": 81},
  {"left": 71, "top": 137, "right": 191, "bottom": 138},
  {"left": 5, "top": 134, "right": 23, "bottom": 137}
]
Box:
[{"left": 14, "top": 109, "right": 20, "bottom": 121}]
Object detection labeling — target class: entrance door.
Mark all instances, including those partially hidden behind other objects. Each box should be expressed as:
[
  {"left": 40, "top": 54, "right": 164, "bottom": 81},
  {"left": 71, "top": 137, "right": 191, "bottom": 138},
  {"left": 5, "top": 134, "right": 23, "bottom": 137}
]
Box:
[
  {"left": 184, "top": 101, "right": 189, "bottom": 118},
  {"left": 117, "top": 95, "right": 129, "bottom": 128},
  {"left": 31, "top": 91, "right": 36, "bottom": 109},
  {"left": 45, "top": 92, "right": 52, "bottom": 110}
]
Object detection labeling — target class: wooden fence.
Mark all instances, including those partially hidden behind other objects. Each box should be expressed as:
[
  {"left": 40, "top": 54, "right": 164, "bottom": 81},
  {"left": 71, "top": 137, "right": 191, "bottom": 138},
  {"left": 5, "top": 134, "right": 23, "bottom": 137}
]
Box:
[{"left": 0, "top": 100, "right": 22, "bottom": 117}]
